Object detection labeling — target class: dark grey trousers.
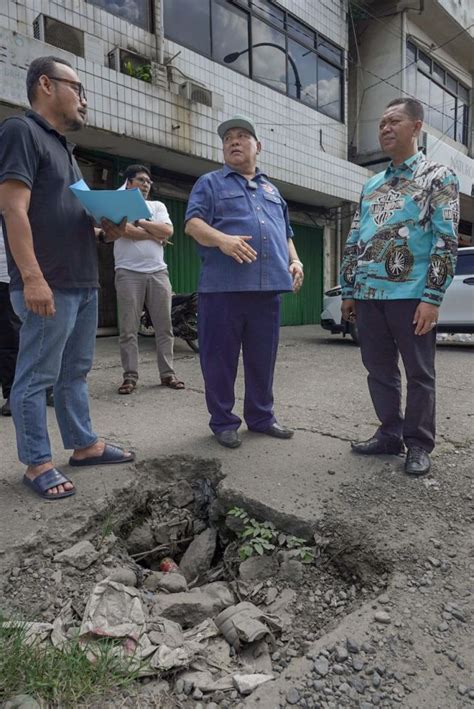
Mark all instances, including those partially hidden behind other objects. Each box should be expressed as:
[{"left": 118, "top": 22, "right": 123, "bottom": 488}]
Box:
[{"left": 356, "top": 299, "right": 437, "bottom": 452}]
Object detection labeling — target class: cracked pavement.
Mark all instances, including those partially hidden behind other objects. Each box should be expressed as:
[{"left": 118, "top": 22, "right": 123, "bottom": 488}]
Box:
[{"left": 0, "top": 325, "right": 472, "bottom": 708}]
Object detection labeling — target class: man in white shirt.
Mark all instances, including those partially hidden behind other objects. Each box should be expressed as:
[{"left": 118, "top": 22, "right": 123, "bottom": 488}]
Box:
[{"left": 113, "top": 165, "right": 184, "bottom": 393}]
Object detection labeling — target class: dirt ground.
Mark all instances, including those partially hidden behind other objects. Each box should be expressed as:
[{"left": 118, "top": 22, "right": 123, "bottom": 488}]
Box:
[{"left": 0, "top": 326, "right": 472, "bottom": 708}]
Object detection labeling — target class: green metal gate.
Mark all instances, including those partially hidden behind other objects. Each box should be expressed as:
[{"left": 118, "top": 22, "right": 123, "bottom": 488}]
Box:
[
  {"left": 280, "top": 223, "right": 324, "bottom": 325},
  {"left": 159, "top": 199, "right": 324, "bottom": 326}
]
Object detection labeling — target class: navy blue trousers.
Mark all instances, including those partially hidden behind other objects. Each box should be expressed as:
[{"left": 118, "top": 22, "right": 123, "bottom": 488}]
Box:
[
  {"left": 198, "top": 292, "right": 280, "bottom": 433},
  {"left": 356, "top": 299, "right": 437, "bottom": 452}
]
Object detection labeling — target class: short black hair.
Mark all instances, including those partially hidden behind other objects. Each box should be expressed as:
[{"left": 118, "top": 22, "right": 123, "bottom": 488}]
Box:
[
  {"left": 26, "top": 56, "right": 73, "bottom": 105},
  {"left": 385, "top": 97, "right": 424, "bottom": 122},
  {"left": 124, "top": 164, "right": 151, "bottom": 181}
]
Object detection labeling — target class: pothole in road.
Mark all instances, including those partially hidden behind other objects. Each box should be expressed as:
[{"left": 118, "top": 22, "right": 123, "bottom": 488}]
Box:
[{"left": 1, "top": 456, "right": 393, "bottom": 706}]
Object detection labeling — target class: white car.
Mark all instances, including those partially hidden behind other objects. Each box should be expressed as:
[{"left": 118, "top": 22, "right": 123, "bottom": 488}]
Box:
[{"left": 321, "top": 246, "right": 474, "bottom": 343}]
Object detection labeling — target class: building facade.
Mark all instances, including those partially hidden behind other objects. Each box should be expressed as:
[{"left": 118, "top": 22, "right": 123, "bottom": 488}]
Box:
[
  {"left": 348, "top": 0, "right": 473, "bottom": 244},
  {"left": 0, "top": 0, "right": 370, "bottom": 328}
]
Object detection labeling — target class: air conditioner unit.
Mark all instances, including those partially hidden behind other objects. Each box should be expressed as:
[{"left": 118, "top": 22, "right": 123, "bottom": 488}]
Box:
[
  {"left": 108, "top": 47, "right": 151, "bottom": 76},
  {"left": 179, "top": 81, "right": 213, "bottom": 107},
  {"left": 33, "top": 15, "right": 84, "bottom": 57}
]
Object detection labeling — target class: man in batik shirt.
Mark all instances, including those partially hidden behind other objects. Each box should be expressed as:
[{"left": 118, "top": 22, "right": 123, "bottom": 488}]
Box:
[{"left": 340, "top": 97, "right": 459, "bottom": 476}]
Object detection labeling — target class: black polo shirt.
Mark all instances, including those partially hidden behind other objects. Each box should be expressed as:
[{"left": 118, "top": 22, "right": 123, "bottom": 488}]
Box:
[{"left": 0, "top": 110, "right": 98, "bottom": 290}]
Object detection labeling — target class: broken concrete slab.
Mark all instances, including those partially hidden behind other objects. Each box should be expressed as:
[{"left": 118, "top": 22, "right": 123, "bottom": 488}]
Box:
[
  {"left": 53, "top": 540, "right": 99, "bottom": 570},
  {"left": 179, "top": 528, "right": 217, "bottom": 582},
  {"left": 152, "top": 582, "right": 234, "bottom": 628}
]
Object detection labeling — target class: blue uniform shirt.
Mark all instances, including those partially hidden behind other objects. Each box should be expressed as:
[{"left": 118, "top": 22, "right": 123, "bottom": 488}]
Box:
[
  {"left": 185, "top": 165, "right": 294, "bottom": 293},
  {"left": 340, "top": 152, "right": 459, "bottom": 305}
]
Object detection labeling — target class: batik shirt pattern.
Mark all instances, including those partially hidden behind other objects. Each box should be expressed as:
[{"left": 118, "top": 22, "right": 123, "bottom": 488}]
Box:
[{"left": 340, "top": 152, "right": 459, "bottom": 305}]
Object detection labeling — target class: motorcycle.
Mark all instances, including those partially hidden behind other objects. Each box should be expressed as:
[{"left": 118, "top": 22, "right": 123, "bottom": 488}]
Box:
[{"left": 138, "top": 293, "right": 199, "bottom": 353}]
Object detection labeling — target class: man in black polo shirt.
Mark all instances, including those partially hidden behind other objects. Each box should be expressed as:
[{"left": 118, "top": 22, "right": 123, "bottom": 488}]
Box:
[{"left": 0, "top": 56, "right": 134, "bottom": 500}]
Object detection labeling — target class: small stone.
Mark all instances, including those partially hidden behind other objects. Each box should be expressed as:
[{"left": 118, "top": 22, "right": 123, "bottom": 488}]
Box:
[
  {"left": 239, "top": 555, "right": 278, "bottom": 582},
  {"left": 233, "top": 673, "right": 273, "bottom": 695},
  {"left": 372, "top": 672, "right": 381, "bottom": 688},
  {"left": 374, "top": 611, "right": 391, "bottom": 624},
  {"left": 175, "top": 679, "right": 184, "bottom": 694},
  {"left": 456, "top": 658, "right": 465, "bottom": 669},
  {"left": 346, "top": 638, "right": 359, "bottom": 653},
  {"left": 333, "top": 664, "right": 345, "bottom": 674},
  {"left": 335, "top": 645, "right": 349, "bottom": 662},
  {"left": 437, "top": 622, "right": 449, "bottom": 632},
  {"left": 286, "top": 687, "right": 300, "bottom": 705},
  {"left": 106, "top": 567, "right": 137, "bottom": 587},
  {"left": 192, "top": 688, "right": 203, "bottom": 700},
  {"left": 352, "top": 677, "right": 367, "bottom": 694},
  {"left": 352, "top": 657, "right": 365, "bottom": 672},
  {"left": 458, "top": 686, "right": 468, "bottom": 696},
  {"left": 427, "top": 557, "right": 441, "bottom": 567},
  {"left": 183, "top": 680, "right": 193, "bottom": 695},
  {"left": 313, "top": 657, "right": 329, "bottom": 676}
]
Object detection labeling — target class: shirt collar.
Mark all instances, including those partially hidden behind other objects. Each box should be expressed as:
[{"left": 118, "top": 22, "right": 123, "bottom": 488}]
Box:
[
  {"left": 25, "top": 110, "right": 74, "bottom": 150},
  {"left": 385, "top": 150, "right": 424, "bottom": 176},
  {"left": 223, "top": 164, "right": 268, "bottom": 180}
]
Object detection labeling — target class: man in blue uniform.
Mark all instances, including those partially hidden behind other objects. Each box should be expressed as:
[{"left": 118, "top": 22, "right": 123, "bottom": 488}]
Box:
[
  {"left": 340, "top": 97, "right": 459, "bottom": 476},
  {"left": 185, "top": 115, "right": 303, "bottom": 448}
]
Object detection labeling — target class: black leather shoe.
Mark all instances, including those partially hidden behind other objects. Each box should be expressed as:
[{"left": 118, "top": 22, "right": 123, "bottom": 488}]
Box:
[
  {"left": 214, "top": 430, "right": 242, "bottom": 449},
  {"left": 253, "top": 422, "right": 294, "bottom": 439},
  {"left": 405, "top": 447, "right": 431, "bottom": 476},
  {"left": 1, "top": 399, "right": 12, "bottom": 416},
  {"left": 351, "top": 435, "right": 403, "bottom": 455}
]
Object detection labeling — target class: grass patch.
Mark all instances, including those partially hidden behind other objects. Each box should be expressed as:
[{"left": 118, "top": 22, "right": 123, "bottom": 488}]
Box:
[{"left": 0, "top": 615, "right": 143, "bottom": 706}]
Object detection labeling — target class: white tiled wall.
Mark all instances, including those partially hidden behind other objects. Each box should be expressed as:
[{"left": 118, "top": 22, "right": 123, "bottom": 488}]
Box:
[{"left": 0, "top": 0, "right": 369, "bottom": 204}]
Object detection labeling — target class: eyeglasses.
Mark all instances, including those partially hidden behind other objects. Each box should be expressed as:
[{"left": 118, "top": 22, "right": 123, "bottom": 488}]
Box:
[
  {"left": 47, "top": 76, "right": 87, "bottom": 102},
  {"left": 130, "top": 177, "right": 153, "bottom": 187}
]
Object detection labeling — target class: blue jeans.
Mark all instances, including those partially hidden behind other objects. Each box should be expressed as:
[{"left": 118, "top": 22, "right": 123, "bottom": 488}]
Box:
[{"left": 10, "top": 288, "right": 99, "bottom": 466}]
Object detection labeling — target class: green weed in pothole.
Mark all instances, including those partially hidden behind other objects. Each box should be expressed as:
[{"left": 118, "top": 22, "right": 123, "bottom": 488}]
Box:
[{"left": 0, "top": 614, "right": 144, "bottom": 707}]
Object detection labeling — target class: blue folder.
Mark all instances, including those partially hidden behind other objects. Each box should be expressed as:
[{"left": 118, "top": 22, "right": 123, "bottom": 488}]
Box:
[{"left": 70, "top": 179, "right": 152, "bottom": 224}]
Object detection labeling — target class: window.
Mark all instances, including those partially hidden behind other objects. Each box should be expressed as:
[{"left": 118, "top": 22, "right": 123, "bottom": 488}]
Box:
[
  {"left": 163, "top": 0, "right": 344, "bottom": 121},
  {"left": 406, "top": 40, "right": 470, "bottom": 146},
  {"left": 86, "top": 0, "right": 152, "bottom": 31},
  {"left": 455, "top": 252, "right": 474, "bottom": 276},
  {"left": 164, "top": 0, "right": 211, "bottom": 55},
  {"left": 252, "top": 15, "right": 286, "bottom": 93},
  {"left": 212, "top": 2, "right": 249, "bottom": 75}
]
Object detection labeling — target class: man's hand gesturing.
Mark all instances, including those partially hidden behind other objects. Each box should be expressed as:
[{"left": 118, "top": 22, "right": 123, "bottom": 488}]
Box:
[{"left": 219, "top": 234, "right": 257, "bottom": 264}]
